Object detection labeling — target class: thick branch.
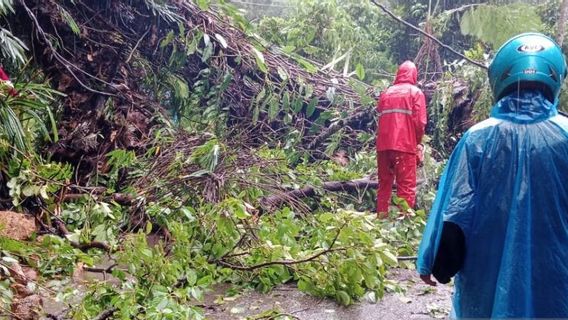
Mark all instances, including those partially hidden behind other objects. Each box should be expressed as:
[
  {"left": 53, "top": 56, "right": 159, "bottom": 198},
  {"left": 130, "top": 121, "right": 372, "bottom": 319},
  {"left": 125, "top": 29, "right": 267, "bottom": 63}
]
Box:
[
  {"left": 63, "top": 192, "right": 134, "bottom": 205},
  {"left": 259, "top": 177, "right": 427, "bottom": 211},
  {"left": 70, "top": 240, "right": 112, "bottom": 252},
  {"left": 307, "top": 109, "right": 371, "bottom": 150},
  {"left": 53, "top": 219, "right": 112, "bottom": 252},
  {"left": 260, "top": 178, "right": 378, "bottom": 209},
  {"left": 92, "top": 308, "right": 117, "bottom": 320},
  {"left": 370, "top": 0, "right": 487, "bottom": 70}
]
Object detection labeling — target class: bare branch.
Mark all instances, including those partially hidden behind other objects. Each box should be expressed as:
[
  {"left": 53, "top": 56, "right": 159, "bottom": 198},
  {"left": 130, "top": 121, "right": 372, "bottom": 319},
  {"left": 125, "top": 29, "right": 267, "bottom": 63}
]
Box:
[{"left": 83, "top": 263, "right": 118, "bottom": 273}]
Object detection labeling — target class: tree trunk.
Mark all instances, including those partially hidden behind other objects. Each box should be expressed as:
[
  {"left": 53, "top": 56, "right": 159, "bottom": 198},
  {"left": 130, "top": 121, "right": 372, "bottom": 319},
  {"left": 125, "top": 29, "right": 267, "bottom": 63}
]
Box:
[{"left": 557, "top": 0, "right": 568, "bottom": 46}]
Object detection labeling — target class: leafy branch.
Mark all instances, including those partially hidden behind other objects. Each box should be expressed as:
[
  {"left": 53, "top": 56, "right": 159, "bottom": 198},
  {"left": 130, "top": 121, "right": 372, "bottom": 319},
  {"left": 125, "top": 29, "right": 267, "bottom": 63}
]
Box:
[{"left": 213, "top": 222, "right": 347, "bottom": 271}]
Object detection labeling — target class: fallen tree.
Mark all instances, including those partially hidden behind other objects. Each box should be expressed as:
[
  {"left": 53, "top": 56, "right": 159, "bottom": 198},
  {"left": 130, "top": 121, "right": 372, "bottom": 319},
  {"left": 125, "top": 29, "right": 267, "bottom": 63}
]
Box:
[
  {"left": 259, "top": 178, "right": 378, "bottom": 210},
  {"left": 13, "top": 0, "right": 374, "bottom": 175}
]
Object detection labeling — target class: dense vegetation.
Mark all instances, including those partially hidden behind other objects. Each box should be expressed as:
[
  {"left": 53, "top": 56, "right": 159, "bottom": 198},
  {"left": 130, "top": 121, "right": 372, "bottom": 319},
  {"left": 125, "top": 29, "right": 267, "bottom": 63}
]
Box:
[{"left": 0, "top": 0, "right": 566, "bottom": 319}]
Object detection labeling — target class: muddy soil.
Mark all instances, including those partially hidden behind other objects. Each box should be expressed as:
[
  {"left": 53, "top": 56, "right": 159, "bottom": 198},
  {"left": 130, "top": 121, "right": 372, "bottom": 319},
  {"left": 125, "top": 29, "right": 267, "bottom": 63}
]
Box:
[{"left": 203, "top": 268, "right": 453, "bottom": 320}]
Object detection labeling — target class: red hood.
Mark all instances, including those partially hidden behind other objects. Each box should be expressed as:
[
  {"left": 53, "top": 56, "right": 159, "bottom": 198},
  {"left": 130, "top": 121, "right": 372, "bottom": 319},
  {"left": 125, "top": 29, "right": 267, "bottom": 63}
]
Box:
[{"left": 394, "top": 61, "right": 418, "bottom": 85}]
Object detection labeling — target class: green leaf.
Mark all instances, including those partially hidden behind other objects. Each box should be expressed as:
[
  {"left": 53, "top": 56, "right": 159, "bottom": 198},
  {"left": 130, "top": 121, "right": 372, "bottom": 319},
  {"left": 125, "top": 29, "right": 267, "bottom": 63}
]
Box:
[
  {"left": 295, "top": 56, "right": 318, "bottom": 73},
  {"left": 0, "top": 0, "right": 14, "bottom": 15},
  {"left": 197, "top": 275, "right": 213, "bottom": 287},
  {"left": 233, "top": 202, "right": 250, "bottom": 219},
  {"left": 196, "top": 0, "right": 210, "bottom": 10},
  {"left": 252, "top": 47, "right": 268, "bottom": 73},
  {"left": 267, "top": 95, "right": 279, "bottom": 121},
  {"left": 297, "top": 278, "right": 314, "bottom": 294},
  {"left": 168, "top": 75, "right": 189, "bottom": 99},
  {"left": 201, "top": 43, "right": 213, "bottom": 62},
  {"left": 379, "top": 250, "right": 399, "bottom": 267},
  {"left": 252, "top": 88, "right": 266, "bottom": 124},
  {"left": 186, "top": 269, "right": 197, "bottom": 286},
  {"left": 460, "top": 4, "right": 543, "bottom": 49},
  {"left": 145, "top": 221, "right": 153, "bottom": 235},
  {"left": 59, "top": 7, "right": 80, "bottom": 35},
  {"left": 336, "top": 290, "right": 351, "bottom": 306},
  {"left": 186, "top": 31, "right": 203, "bottom": 55},
  {"left": 304, "top": 85, "right": 314, "bottom": 98},
  {"left": 292, "top": 96, "right": 303, "bottom": 113},
  {"left": 181, "top": 208, "right": 196, "bottom": 221},
  {"left": 282, "top": 91, "right": 290, "bottom": 111},
  {"left": 277, "top": 67, "right": 288, "bottom": 81},
  {"left": 252, "top": 103, "right": 260, "bottom": 124},
  {"left": 306, "top": 97, "right": 318, "bottom": 117},
  {"left": 0, "top": 28, "right": 28, "bottom": 65},
  {"left": 161, "top": 30, "right": 175, "bottom": 48},
  {"left": 355, "top": 63, "right": 365, "bottom": 80},
  {"left": 214, "top": 33, "right": 228, "bottom": 49}
]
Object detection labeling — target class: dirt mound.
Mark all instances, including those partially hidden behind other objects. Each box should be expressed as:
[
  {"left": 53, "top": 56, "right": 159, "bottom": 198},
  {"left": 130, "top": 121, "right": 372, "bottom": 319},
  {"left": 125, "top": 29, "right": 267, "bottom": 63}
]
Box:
[{"left": 0, "top": 211, "right": 36, "bottom": 240}]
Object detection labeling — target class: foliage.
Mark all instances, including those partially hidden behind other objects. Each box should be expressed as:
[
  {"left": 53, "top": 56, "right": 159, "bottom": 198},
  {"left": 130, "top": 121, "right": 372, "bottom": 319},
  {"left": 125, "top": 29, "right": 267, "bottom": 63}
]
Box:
[
  {"left": 7, "top": 158, "right": 72, "bottom": 206},
  {"left": 460, "top": 3, "right": 545, "bottom": 50},
  {"left": 2, "top": 0, "right": 543, "bottom": 318},
  {"left": 0, "top": 77, "right": 62, "bottom": 159},
  {"left": 256, "top": 0, "right": 395, "bottom": 84},
  {"left": 426, "top": 53, "right": 492, "bottom": 156},
  {"left": 69, "top": 232, "right": 208, "bottom": 319}
]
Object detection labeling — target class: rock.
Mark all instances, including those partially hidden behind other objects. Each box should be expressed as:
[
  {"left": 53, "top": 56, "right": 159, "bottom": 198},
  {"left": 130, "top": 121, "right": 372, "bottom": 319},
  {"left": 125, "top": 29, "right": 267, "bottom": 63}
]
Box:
[
  {"left": 6, "top": 260, "right": 27, "bottom": 284},
  {"left": 21, "top": 266, "right": 38, "bottom": 282},
  {"left": 0, "top": 211, "right": 36, "bottom": 240},
  {"left": 11, "top": 294, "right": 42, "bottom": 320},
  {"left": 11, "top": 283, "right": 34, "bottom": 297}
]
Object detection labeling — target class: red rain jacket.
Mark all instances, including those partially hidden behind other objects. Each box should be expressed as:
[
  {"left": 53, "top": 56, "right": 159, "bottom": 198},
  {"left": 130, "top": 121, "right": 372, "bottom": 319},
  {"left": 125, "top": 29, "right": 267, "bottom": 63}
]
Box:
[
  {"left": 376, "top": 61, "right": 426, "bottom": 153},
  {"left": 0, "top": 66, "right": 16, "bottom": 96}
]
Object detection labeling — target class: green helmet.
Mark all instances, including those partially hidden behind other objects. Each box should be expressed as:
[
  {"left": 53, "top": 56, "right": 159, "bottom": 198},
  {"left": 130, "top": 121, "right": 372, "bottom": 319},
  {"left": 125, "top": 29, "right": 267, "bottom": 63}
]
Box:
[{"left": 488, "top": 32, "right": 567, "bottom": 102}]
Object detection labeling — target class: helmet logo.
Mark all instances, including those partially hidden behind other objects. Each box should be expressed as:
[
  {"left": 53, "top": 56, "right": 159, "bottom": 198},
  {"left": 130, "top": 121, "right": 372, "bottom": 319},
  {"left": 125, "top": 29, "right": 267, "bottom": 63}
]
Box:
[
  {"left": 518, "top": 44, "right": 545, "bottom": 53},
  {"left": 524, "top": 68, "right": 537, "bottom": 74}
]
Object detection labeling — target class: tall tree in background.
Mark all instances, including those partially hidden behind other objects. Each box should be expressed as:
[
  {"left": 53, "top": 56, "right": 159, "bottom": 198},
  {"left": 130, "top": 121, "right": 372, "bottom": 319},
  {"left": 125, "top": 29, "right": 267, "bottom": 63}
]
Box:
[{"left": 558, "top": 0, "right": 568, "bottom": 46}]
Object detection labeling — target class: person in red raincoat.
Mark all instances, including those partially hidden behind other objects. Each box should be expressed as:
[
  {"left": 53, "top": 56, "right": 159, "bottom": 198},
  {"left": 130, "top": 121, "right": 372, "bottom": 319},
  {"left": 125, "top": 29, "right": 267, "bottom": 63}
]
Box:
[
  {"left": 376, "top": 61, "right": 426, "bottom": 218},
  {"left": 0, "top": 65, "right": 17, "bottom": 97}
]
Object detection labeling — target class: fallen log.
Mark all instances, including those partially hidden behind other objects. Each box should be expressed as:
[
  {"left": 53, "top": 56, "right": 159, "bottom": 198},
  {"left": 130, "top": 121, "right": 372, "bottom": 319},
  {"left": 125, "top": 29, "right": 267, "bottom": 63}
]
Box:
[
  {"left": 259, "top": 178, "right": 378, "bottom": 210},
  {"left": 259, "top": 177, "right": 427, "bottom": 211}
]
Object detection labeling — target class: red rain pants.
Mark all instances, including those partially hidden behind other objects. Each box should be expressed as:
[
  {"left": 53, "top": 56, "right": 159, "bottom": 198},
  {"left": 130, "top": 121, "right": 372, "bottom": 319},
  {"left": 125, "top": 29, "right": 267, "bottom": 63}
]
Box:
[{"left": 377, "top": 150, "right": 417, "bottom": 214}]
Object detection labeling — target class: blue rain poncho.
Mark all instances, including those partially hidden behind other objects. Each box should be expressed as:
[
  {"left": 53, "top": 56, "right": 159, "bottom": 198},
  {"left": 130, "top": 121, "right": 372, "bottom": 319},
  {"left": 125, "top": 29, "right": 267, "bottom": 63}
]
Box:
[{"left": 417, "top": 90, "right": 568, "bottom": 318}]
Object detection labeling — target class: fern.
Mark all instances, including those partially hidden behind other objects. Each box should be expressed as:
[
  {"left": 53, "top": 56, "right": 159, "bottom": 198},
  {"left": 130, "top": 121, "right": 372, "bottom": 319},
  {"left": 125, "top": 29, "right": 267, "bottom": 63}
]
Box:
[
  {"left": 0, "top": 100, "right": 26, "bottom": 151},
  {"left": 0, "top": 0, "right": 14, "bottom": 15},
  {"left": 0, "top": 80, "right": 63, "bottom": 154},
  {"left": 58, "top": 6, "right": 81, "bottom": 35},
  {"left": 0, "top": 28, "right": 28, "bottom": 65},
  {"left": 144, "top": 0, "right": 182, "bottom": 23}
]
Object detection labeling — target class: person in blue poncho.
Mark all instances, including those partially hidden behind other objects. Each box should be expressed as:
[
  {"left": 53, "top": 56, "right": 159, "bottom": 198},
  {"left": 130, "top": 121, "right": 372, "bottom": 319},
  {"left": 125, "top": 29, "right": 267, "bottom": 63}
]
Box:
[{"left": 416, "top": 32, "right": 568, "bottom": 318}]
